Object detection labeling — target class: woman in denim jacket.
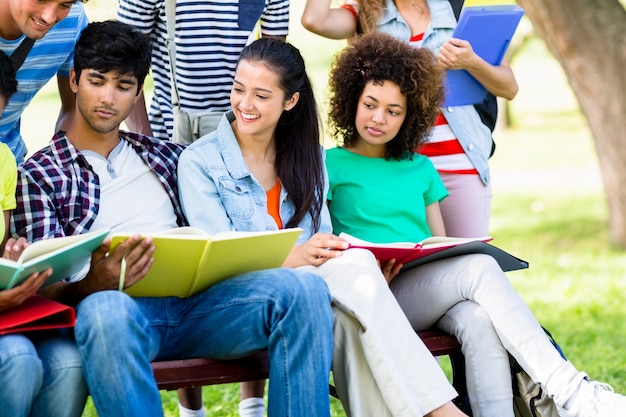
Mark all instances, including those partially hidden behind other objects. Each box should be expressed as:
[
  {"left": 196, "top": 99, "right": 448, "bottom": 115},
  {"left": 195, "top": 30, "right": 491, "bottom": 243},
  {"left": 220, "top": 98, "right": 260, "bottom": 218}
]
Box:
[{"left": 178, "top": 37, "right": 468, "bottom": 417}]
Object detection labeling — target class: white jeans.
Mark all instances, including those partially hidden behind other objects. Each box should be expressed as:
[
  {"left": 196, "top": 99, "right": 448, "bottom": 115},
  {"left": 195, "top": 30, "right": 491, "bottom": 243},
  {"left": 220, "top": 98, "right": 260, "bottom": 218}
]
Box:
[
  {"left": 299, "top": 249, "right": 457, "bottom": 417},
  {"left": 390, "top": 253, "right": 586, "bottom": 415},
  {"left": 438, "top": 301, "right": 514, "bottom": 417},
  {"left": 438, "top": 172, "right": 492, "bottom": 239}
]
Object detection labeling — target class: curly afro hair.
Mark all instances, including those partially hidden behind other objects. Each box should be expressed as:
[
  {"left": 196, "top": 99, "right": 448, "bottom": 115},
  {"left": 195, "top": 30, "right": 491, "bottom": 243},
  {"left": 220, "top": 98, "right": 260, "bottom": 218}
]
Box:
[{"left": 327, "top": 32, "right": 444, "bottom": 160}]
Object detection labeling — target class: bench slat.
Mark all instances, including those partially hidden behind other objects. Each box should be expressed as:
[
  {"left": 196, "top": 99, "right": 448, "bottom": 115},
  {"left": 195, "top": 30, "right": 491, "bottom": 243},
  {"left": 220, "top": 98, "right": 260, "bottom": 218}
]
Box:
[{"left": 151, "top": 330, "right": 465, "bottom": 394}]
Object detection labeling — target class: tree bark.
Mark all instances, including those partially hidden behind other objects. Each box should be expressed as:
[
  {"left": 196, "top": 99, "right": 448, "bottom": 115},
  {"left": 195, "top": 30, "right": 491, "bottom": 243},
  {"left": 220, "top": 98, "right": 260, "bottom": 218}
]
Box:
[{"left": 515, "top": 0, "right": 626, "bottom": 246}]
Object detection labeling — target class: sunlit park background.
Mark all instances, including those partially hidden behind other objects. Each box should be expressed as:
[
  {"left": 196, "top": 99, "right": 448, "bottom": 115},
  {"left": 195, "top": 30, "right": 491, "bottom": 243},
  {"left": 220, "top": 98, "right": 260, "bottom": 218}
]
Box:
[{"left": 17, "top": 1, "right": 626, "bottom": 416}]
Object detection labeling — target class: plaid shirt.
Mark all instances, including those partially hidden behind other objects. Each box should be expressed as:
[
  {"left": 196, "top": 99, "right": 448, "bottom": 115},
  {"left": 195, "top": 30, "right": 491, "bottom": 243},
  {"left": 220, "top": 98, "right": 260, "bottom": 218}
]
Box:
[{"left": 12, "top": 131, "right": 188, "bottom": 241}]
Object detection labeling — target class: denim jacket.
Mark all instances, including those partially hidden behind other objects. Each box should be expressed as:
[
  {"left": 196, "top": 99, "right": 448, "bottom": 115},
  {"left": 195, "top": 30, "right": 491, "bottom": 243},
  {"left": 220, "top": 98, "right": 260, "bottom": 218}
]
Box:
[
  {"left": 178, "top": 111, "right": 333, "bottom": 244},
  {"left": 376, "top": 0, "right": 492, "bottom": 185}
]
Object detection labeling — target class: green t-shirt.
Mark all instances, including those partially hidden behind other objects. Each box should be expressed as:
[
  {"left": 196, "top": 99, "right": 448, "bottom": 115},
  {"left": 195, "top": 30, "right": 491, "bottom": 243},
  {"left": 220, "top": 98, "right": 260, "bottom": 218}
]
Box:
[
  {"left": 0, "top": 143, "right": 17, "bottom": 243},
  {"left": 326, "top": 147, "right": 448, "bottom": 243}
]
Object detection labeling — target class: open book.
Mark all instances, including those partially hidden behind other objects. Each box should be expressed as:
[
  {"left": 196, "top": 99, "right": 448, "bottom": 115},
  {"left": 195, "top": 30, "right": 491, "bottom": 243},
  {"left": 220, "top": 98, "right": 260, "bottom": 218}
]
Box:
[
  {"left": 110, "top": 227, "right": 303, "bottom": 298},
  {"left": 0, "top": 229, "right": 110, "bottom": 290},
  {"left": 0, "top": 295, "right": 75, "bottom": 335},
  {"left": 340, "top": 233, "right": 528, "bottom": 272}
]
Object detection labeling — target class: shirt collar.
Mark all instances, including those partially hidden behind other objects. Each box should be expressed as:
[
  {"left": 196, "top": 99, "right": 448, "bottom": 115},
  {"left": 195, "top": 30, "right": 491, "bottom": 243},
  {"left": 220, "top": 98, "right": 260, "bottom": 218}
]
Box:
[
  {"left": 379, "top": 0, "right": 457, "bottom": 31},
  {"left": 216, "top": 111, "right": 254, "bottom": 180}
]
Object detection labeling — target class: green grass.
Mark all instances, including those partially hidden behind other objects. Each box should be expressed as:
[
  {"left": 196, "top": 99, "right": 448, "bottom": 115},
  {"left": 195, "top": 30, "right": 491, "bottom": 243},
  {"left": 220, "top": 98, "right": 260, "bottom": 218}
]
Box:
[{"left": 48, "top": 2, "right": 624, "bottom": 415}]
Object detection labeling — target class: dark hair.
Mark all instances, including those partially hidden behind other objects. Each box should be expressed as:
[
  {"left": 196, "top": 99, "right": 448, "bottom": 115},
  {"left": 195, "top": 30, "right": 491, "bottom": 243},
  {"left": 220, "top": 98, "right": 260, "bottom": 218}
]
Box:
[
  {"left": 237, "top": 38, "right": 324, "bottom": 231},
  {"left": 73, "top": 20, "right": 152, "bottom": 94},
  {"left": 0, "top": 50, "right": 17, "bottom": 104},
  {"left": 327, "top": 32, "right": 445, "bottom": 160}
]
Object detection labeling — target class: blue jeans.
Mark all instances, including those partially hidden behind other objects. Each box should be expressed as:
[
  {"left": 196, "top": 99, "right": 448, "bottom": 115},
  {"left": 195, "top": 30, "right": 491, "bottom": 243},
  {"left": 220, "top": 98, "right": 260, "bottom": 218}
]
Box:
[
  {"left": 0, "top": 331, "right": 87, "bottom": 417},
  {"left": 74, "top": 268, "right": 334, "bottom": 417}
]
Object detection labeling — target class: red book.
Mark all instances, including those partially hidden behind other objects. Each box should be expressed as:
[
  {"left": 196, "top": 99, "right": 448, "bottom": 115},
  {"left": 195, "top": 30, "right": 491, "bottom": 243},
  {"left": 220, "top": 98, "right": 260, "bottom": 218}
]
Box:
[
  {"left": 0, "top": 295, "right": 75, "bottom": 335},
  {"left": 340, "top": 233, "right": 528, "bottom": 272}
]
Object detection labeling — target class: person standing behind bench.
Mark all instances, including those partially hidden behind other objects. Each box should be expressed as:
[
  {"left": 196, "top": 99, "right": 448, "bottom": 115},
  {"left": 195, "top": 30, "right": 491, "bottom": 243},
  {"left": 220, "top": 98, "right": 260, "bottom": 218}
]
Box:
[
  {"left": 117, "top": 0, "right": 290, "bottom": 140},
  {"left": 12, "top": 20, "right": 334, "bottom": 417},
  {"left": 0, "top": 0, "right": 88, "bottom": 163}
]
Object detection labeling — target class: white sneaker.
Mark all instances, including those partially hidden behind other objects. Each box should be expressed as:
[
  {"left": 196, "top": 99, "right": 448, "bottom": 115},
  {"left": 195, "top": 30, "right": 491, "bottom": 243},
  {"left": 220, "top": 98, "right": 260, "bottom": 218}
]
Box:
[{"left": 575, "top": 381, "right": 626, "bottom": 417}]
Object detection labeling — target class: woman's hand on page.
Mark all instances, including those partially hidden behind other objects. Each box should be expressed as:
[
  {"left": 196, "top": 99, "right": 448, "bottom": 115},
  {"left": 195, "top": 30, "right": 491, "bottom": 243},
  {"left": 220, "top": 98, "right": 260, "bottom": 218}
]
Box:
[
  {"left": 283, "top": 233, "right": 349, "bottom": 267},
  {"left": 378, "top": 259, "right": 403, "bottom": 284},
  {"left": 79, "top": 235, "right": 155, "bottom": 294},
  {"left": 0, "top": 269, "right": 51, "bottom": 312}
]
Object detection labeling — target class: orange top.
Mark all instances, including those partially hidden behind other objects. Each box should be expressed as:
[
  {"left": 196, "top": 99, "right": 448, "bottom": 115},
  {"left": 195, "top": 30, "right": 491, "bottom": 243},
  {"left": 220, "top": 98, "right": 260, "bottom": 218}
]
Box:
[{"left": 266, "top": 180, "right": 283, "bottom": 229}]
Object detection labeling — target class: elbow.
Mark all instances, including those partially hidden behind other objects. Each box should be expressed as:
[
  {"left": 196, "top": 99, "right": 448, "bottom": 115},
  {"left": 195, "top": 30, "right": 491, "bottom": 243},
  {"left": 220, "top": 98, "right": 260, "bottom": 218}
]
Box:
[
  {"left": 504, "top": 72, "right": 520, "bottom": 99},
  {"left": 506, "top": 82, "right": 519, "bottom": 100},
  {"left": 301, "top": 14, "right": 319, "bottom": 35},
  {"left": 498, "top": 82, "right": 519, "bottom": 101}
]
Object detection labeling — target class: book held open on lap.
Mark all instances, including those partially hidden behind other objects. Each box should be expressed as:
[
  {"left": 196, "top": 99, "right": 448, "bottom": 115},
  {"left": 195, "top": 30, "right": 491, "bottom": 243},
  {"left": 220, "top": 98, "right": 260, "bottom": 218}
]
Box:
[
  {"left": 339, "top": 233, "right": 528, "bottom": 272},
  {"left": 110, "top": 227, "right": 303, "bottom": 298},
  {"left": 0, "top": 229, "right": 110, "bottom": 290}
]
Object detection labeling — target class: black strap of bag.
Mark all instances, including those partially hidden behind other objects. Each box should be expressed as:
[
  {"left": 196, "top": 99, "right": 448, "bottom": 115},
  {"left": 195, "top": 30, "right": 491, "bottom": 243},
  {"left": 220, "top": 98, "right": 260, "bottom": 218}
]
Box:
[
  {"left": 9, "top": 37, "right": 35, "bottom": 72},
  {"left": 447, "top": 0, "right": 464, "bottom": 20},
  {"left": 447, "top": 0, "right": 498, "bottom": 156}
]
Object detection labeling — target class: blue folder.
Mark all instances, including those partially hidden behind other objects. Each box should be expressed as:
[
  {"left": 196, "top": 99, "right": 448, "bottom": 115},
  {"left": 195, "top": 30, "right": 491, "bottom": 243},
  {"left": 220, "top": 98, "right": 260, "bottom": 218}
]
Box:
[{"left": 444, "top": 5, "right": 525, "bottom": 107}]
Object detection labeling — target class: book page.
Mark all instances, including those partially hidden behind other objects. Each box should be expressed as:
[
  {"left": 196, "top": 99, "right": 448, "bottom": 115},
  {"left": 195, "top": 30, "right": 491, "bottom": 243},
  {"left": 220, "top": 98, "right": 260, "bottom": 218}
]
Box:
[
  {"left": 212, "top": 228, "right": 303, "bottom": 241},
  {"left": 420, "top": 236, "right": 493, "bottom": 248},
  {"left": 112, "top": 227, "right": 209, "bottom": 241},
  {"left": 18, "top": 230, "right": 106, "bottom": 263},
  {"left": 151, "top": 226, "right": 209, "bottom": 237},
  {"left": 338, "top": 232, "right": 418, "bottom": 249}
]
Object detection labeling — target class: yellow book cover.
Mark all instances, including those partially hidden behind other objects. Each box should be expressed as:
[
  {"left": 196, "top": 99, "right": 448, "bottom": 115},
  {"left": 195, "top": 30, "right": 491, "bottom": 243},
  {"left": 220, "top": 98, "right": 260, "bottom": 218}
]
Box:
[{"left": 109, "top": 227, "right": 303, "bottom": 298}]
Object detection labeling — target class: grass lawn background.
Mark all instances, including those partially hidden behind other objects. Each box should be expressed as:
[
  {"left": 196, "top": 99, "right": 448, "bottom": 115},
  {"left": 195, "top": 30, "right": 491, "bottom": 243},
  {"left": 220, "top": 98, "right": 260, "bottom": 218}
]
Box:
[{"left": 17, "top": 1, "right": 625, "bottom": 416}]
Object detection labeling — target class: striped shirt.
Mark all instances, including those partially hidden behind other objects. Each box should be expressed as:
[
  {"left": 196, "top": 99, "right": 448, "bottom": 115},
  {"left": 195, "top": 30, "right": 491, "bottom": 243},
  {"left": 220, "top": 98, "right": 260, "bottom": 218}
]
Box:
[
  {"left": 117, "top": 0, "right": 290, "bottom": 141},
  {"left": 12, "top": 131, "right": 187, "bottom": 242},
  {"left": 0, "top": 3, "right": 88, "bottom": 162}
]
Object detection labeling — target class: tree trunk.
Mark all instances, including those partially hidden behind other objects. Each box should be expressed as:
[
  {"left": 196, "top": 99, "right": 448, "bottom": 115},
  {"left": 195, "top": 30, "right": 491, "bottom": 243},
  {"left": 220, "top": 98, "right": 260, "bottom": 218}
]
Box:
[{"left": 515, "top": 0, "right": 626, "bottom": 247}]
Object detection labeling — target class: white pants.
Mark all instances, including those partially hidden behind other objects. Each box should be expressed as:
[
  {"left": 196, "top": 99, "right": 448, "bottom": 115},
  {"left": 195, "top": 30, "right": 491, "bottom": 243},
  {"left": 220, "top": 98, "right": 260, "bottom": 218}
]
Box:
[
  {"left": 299, "top": 249, "right": 457, "bottom": 417},
  {"left": 438, "top": 301, "right": 514, "bottom": 417},
  {"left": 439, "top": 172, "right": 492, "bottom": 238},
  {"left": 390, "top": 253, "right": 586, "bottom": 414}
]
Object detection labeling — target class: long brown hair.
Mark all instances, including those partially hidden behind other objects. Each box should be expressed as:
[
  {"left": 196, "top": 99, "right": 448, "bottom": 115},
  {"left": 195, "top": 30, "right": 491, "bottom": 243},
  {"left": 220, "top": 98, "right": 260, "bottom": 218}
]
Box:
[
  {"left": 357, "top": 0, "right": 386, "bottom": 33},
  {"left": 238, "top": 39, "right": 324, "bottom": 230}
]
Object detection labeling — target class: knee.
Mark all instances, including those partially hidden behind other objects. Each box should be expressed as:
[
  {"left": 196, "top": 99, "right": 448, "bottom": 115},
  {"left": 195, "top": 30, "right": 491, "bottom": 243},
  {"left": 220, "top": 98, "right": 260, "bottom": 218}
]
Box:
[
  {"left": 0, "top": 335, "right": 43, "bottom": 389},
  {"left": 460, "top": 254, "right": 508, "bottom": 290},
  {"left": 467, "top": 253, "right": 502, "bottom": 273},
  {"left": 439, "top": 301, "right": 499, "bottom": 346},
  {"left": 37, "top": 333, "right": 83, "bottom": 374},
  {"left": 75, "top": 291, "right": 141, "bottom": 344},
  {"left": 276, "top": 269, "right": 333, "bottom": 325}
]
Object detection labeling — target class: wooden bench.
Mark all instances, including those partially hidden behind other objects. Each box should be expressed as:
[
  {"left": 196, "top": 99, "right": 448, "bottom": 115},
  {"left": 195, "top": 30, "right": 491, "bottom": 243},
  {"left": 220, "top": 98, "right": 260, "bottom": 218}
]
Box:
[{"left": 151, "top": 329, "right": 468, "bottom": 406}]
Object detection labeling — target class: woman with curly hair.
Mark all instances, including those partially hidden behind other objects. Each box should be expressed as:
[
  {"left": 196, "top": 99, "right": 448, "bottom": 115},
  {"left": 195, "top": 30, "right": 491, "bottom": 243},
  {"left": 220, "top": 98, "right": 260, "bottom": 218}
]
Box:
[
  {"left": 303, "top": 0, "right": 513, "bottom": 239},
  {"left": 325, "top": 31, "right": 626, "bottom": 417}
]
